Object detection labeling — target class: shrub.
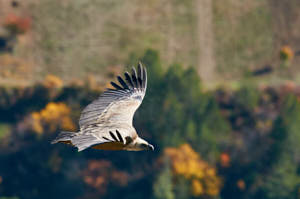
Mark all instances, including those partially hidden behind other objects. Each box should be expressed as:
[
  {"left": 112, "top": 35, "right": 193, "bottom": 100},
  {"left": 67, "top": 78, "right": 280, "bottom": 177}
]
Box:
[
  {"left": 30, "top": 102, "right": 75, "bottom": 134},
  {"left": 3, "top": 14, "right": 31, "bottom": 34},
  {"left": 164, "top": 144, "right": 222, "bottom": 197}
]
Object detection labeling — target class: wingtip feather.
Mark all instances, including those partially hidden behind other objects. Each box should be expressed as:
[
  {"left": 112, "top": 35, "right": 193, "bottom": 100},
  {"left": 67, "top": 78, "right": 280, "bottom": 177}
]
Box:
[
  {"left": 110, "top": 81, "right": 122, "bottom": 90},
  {"left": 143, "top": 66, "right": 147, "bottom": 89},
  {"left": 131, "top": 67, "right": 138, "bottom": 87},
  {"left": 124, "top": 72, "right": 134, "bottom": 88},
  {"left": 117, "top": 76, "right": 129, "bottom": 89}
]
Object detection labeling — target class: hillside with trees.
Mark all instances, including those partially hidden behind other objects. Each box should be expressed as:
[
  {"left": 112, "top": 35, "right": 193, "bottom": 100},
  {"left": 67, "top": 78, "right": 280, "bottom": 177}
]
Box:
[
  {"left": 1, "top": 0, "right": 300, "bottom": 199},
  {"left": 1, "top": 50, "right": 300, "bottom": 199}
]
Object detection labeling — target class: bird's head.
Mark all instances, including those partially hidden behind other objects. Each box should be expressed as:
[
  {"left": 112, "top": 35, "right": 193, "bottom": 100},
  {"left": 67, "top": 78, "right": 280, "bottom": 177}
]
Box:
[{"left": 132, "top": 137, "right": 154, "bottom": 151}]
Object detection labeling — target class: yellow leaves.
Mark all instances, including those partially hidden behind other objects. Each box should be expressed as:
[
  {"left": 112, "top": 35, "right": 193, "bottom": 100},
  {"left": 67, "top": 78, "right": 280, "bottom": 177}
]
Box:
[
  {"left": 165, "top": 144, "right": 207, "bottom": 178},
  {"left": 280, "top": 45, "right": 294, "bottom": 61},
  {"left": 280, "top": 46, "right": 294, "bottom": 68},
  {"left": 164, "top": 144, "right": 222, "bottom": 197},
  {"left": 61, "top": 117, "right": 75, "bottom": 131},
  {"left": 30, "top": 102, "right": 76, "bottom": 134},
  {"left": 206, "top": 179, "right": 220, "bottom": 196},
  {"left": 40, "top": 103, "right": 68, "bottom": 121},
  {"left": 192, "top": 179, "right": 204, "bottom": 196},
  {"left": 43, "top": 75, "right": 63, "bottom": 89}
]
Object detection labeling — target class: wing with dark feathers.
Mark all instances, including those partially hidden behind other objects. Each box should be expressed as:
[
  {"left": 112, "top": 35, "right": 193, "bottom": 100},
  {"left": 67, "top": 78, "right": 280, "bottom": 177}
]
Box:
[{"left": 79, "top": 62, "right": 147, "bottom": 128}]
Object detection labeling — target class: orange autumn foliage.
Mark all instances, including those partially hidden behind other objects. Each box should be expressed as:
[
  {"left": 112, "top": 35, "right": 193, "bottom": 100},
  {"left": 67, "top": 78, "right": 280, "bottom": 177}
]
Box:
[
  {"left": 237, "top": 179, "right": 246, "bottom": 190},
  {"left": 192, "top": 179, "right": 204, "bottom": 195},
  {"left": 4, "top": 13, "right": 31, "bottom": 34},
  {"left": 220, "top": 152, "right": 231, "bottom": 167},
  {"left": 82, "top": 160, "right": 129, "bottom": 195},
  {"left": 164, "top": 144, "right": 222, "bottom": 197},
  {"left": 31, "top": 102, "right": 75, "bottom": 134},
  {"left": 280, "top": 45, "right": 294, "bottom": 61}
]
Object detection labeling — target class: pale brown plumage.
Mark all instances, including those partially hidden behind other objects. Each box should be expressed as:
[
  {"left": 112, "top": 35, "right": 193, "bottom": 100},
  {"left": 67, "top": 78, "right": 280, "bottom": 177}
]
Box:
[{"left": 51, "top": 62, "right": 154, "bottom": 152}]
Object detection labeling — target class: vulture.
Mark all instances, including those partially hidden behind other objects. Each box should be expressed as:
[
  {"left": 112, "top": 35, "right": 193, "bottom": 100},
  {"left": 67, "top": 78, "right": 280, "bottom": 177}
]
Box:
[{"left": 51, "top": 62, "right": 154, "bottom": 152}]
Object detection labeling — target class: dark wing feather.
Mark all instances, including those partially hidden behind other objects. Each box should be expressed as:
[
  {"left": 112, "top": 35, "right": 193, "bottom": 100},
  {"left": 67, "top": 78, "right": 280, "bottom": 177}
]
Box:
[
  {"left": 137, "top": 62, "right": 143, "bottom": 87},
  {"left": 79, "top": 63, "right": 147, "bottom": 128},
  {"left": 131, "top": 67, "right": 138, "bottom": 88},
  {"left": 111, "top": 81, "right": 123, "bottom": 90},
  {"left": 117, "top": 76, "right": 129, "bottom": 89},
  {"left": 125, "top": 72, "right": 134, "bottom": 88}
]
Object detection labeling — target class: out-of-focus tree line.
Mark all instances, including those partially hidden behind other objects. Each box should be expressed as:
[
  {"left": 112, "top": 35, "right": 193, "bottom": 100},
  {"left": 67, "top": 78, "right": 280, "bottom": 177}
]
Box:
[{"left": 1, "top": 49, "right": 300, "bottom": 199}]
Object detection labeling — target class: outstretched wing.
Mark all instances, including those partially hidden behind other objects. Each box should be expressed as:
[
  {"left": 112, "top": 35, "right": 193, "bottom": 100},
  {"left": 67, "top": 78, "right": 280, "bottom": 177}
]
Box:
[
  {"left": 72, "top": 128, "right": 135, "bottom": 151},
  {"left": 79, "top": 62, "right": 147, "bottom": 128},
  {"left": 51, "top": 127, "right": 136, "bottom": 152}
]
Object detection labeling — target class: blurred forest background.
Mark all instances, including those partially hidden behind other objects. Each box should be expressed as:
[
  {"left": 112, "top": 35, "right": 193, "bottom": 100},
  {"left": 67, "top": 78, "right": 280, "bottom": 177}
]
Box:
[{"left": 1, "top": 0, "right": 300, "bottom": 199}]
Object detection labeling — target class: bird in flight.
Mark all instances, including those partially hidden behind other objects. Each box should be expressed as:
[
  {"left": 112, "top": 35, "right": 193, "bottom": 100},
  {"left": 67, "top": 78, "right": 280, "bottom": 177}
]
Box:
[{"left": 51, "top": 63, "right": 154, "bottom": 152}]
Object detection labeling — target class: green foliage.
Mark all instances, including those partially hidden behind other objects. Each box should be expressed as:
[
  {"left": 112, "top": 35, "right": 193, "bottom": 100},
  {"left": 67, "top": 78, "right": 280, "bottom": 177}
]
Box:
[
  {"left": 141, "top": 49, "right": 164, "bottom": 82},
  {"left": 0, "top": 124, "right": 10, "bottom": 140},
  {"left": 235, "top": 85, "right": 260, "bottom": 110},
  {"left": 153, "top": 159, "right": 174, "bottom": 199},
  {"left": 260, "top": 158, "right": 300, "bottom": 199},
  {"left": 197, "top": 99, "right": 230, "bottom": 160},
  {"left": 173, "top": 177, "right": 190, "bottom": 199},
  {"left": 0, "top": 197, "right": 19, "bottom": 199},
  {"left": 1, "top": 49, "right": 300, "bottom": 199},
  {"left": 137, "top": 50, "right": 230, "bottom": 162},
  {"left": 185, "top": 120, "right": 196, "bottom": 142},
  {"left": 270, "top": 94, "right": 300, "bottom": 162}
]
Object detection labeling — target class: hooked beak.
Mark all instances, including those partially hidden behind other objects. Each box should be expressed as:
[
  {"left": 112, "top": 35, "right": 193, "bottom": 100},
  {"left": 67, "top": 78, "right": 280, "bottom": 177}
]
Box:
[{"left": 148, "top": 144, "right": 154, "bottom": 151}]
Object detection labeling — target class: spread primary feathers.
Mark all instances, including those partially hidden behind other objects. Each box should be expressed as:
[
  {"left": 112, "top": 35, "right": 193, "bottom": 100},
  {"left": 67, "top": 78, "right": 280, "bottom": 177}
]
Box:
[{"left": 51, "top": 62, "right": 154, "bottom": 152}]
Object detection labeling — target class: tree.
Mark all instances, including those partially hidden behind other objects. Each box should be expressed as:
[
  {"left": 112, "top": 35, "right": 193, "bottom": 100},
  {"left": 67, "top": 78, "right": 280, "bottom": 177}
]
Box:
[{"left": 153, "top": 159, "right": 174, "bottom": 199}]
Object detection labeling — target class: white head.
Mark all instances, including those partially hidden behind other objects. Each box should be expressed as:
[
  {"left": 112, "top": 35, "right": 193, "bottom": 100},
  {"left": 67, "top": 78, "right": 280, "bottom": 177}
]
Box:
[{"left": 125, "top": 137, "right": 154, "bottom": 151}]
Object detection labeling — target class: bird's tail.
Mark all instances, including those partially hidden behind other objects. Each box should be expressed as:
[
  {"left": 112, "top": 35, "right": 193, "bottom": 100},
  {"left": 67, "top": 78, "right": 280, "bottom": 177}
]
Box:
[{"left": 51, "top": 131, "right": 76, "bottom": 145}]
